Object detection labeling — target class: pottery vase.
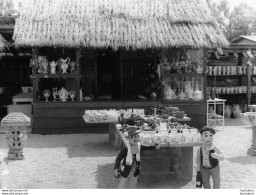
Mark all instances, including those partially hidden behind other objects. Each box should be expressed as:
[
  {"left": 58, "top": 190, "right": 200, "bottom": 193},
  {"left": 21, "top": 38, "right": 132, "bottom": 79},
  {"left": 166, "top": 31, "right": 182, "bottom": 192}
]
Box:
[
  {"left": 232, "top": 104, "right": 242, "bottom": 118},
  {"left": 209, "top": 106, "right": 214, "bottom": 113},
  {"left": 216, "top": 104, "right": 223, "bottom": 115},
  {"left": 224, "top": 105, "right": 232, "bottom": 118},
  {"left": 242, "top": 104, "right": 248, "bottom": 113}
]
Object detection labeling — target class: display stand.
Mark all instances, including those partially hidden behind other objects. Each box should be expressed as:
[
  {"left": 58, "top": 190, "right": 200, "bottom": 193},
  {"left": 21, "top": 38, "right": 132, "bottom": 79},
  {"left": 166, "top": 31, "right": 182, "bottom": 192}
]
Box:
[
  {"left": 207, "top": 98, "right": 226, "bottom": 127},
  {"left": 240, "top": 111, "right": 256, "bottom": 156},
  {"left": 112, "top": 124, "right": 202, "bottom": 187}
]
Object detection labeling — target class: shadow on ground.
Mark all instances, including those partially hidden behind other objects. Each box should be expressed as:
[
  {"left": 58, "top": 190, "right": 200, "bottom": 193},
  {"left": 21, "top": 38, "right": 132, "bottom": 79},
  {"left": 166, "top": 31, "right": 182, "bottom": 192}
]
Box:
[
  {"left": 96, "top": 163, "right": 119, "bottom": 189},
  {"left": 0, "top": 134, "right": 120, "bottom": 158},
  {"left": 227, "top": 155, "right": 256, "bottom": 165},
  {"left": 67, "top": 141, "right": 118, "bottom": 158},
  {"left": 95, "top": 163, "right": 193, "bottom": 189},
  {"left": 137, "top": 178, "right": 192, "bottom": 189}
]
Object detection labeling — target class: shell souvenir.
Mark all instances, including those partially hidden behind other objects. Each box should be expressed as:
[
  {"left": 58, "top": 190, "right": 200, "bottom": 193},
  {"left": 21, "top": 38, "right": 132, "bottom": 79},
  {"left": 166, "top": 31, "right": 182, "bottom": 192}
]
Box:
[
  {"left": 165, "top": 134, "right": 174, "bottom": 143},
  {"left": 173, "top": 133, "right": 182, "bottom": 143},
  {"left": 152, "top": 134, "right": 159, "bottom": 144},
  {"left": 158, "top": 134, "right": 166, "bottom": 143}
]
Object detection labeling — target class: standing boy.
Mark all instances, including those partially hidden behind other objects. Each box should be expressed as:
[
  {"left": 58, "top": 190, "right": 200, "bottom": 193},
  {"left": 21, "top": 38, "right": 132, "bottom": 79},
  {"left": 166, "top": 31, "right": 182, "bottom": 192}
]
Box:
[
  {"left": 114, "top": 126, "right": 160, "bottom": 189},
  {"left": 196, "top": 126, "right": 225, "bottom": 189}
]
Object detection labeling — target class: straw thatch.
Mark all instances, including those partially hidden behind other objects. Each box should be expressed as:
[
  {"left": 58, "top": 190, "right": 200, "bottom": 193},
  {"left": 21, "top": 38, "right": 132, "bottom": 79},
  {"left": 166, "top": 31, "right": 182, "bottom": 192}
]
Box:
[
  {"left": 12, "top": 0, "right": 229, "bottom": 50},
  {"left": 0, "top": 34, "right": 8, "bottom": 51}
]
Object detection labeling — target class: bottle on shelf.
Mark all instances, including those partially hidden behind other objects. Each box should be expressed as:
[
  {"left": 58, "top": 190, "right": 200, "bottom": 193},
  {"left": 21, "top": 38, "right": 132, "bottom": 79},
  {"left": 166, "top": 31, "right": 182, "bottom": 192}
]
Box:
[{"left": 79, "top": 88, "right": 83, "bottom": 101}]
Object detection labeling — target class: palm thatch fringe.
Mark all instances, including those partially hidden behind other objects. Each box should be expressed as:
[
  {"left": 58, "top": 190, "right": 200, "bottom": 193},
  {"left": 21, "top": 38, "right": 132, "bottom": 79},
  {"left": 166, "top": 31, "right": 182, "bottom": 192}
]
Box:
[{"left": 13, "top": 0, "right": 229, "bottom": 49}]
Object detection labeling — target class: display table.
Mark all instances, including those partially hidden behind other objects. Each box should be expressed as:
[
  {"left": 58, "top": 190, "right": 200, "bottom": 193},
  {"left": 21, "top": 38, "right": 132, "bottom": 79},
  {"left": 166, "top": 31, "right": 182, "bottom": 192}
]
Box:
[
  {"left": 240, "top": 111, "right": 256, "bottom": 156},
  {"left": 207, "top": 98, "right": 226, "bottom": 127},
  {"left": 111, "top": 124, "right": 202, "bottom": 187},
  {"left": 12, "top": 93, "right": 33, "bottom": 104}
]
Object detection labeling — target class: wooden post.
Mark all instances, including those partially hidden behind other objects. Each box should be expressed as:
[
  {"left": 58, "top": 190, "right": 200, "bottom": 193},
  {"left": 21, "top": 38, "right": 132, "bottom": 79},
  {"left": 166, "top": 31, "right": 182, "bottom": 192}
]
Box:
[
  {"left": 76, "top": 48, "right": 81, "bottom": 102},
  {"left": 32, "top": 47, "right": 38, "bottom": 102},
  {"left": 120, "top": 50, "right": 123, "bottom": 107}
]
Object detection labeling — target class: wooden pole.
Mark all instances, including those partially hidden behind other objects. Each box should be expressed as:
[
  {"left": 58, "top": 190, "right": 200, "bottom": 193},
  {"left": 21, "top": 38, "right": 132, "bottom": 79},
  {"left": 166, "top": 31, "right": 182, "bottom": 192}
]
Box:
[{"left": 120, "top": 50, "right": 123, "bottom": 108}]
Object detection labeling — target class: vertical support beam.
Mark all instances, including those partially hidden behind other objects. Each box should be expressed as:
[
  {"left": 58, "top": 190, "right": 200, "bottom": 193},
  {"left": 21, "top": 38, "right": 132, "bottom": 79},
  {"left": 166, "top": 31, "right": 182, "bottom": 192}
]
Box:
[
  {"left": 95, "top": 49, "right": 98, "bottom": 97},
  {"left": 120, "top": 50, "right": 123, "bottom": 107},
  {"left": 32, "top": 47, "right": 38, "bottom": 102},
  {"left": 247, "top": 56, "right": 252, "bottom": 106},
  {"left": 76, "top": 48, "right": 81, "bottom": 102}
]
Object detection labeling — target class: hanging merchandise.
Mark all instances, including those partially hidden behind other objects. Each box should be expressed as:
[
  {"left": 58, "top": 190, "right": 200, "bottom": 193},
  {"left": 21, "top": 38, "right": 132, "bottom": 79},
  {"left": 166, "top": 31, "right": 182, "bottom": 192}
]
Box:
[
  {"left": 246, "top": 50, "right": 254, "bottom": 58},
  {"left": 214, "top": 51, "right": 220, "bottom": 59},
  {"left": 233, "top": 52, "right": 239, "bottom": 58},
  {"left": 217, "top": 47, "right": 223, "bottom": 55},
  {"left": 243, "top": 51, "right": 248, "bottom": 58},
  {"left": 247, "top": 60, "right": 253, "bottom": 67}
]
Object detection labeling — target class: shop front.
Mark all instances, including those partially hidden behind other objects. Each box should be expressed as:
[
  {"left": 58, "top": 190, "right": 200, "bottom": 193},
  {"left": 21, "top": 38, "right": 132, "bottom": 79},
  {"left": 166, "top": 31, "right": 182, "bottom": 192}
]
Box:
[{"left": 11, "top": 0, "right": 229, "bottom": 134}]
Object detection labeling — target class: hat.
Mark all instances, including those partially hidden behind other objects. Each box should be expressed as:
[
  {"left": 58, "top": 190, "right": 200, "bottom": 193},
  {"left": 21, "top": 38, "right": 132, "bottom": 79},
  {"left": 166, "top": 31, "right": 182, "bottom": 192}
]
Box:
[
  {"left": 199, "top": 126, "right": 216, "bottom": 135},
  {"left": 126, "top": 126, "right": 141, "bottom": 137}
]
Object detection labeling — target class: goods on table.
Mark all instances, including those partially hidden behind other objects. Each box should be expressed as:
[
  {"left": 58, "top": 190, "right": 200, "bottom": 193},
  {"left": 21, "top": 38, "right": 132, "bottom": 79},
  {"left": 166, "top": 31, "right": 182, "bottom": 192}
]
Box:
[
  {"left": 140, "top": 125, "right": 200, "bottom": 145},
  {"left": 83, "top": 109, "right": 145, "bottom": 122}
]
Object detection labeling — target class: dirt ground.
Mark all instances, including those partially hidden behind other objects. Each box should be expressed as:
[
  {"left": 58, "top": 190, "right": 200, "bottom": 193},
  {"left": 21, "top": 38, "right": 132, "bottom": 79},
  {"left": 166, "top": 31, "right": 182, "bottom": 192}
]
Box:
[{"left": 0, "top": 118, "right": 255, "bottom": 189}]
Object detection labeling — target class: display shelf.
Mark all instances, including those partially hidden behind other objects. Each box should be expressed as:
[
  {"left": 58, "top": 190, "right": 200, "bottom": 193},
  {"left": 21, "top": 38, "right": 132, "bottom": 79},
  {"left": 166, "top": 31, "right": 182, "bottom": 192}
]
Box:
[
  {"left": 207, "top": 98, "right": 226, "bottom": 127},
  {"left": 162, "top": 73, "right": 203, "bottom": 77},
  {"left": 82, "top": 115, "right": 118, "bottom": 124},
  {"left": 31, "top": 48, "right": 81, "bottom": 102},
  {"left": 32, "top": 73, "right": 80, "bottom": 79},
  {"left": 207, "top": 74, "right": 246, "bottom": 76},
  {"left": 206, "top": 48, "right": 254, "bottom": 108}
]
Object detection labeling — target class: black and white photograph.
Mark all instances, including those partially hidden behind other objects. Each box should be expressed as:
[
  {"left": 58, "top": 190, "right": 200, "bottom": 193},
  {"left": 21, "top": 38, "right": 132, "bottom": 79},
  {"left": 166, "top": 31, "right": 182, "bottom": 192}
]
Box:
[{"left": 0, "top": 0, "right": 255, "bottom": 194}]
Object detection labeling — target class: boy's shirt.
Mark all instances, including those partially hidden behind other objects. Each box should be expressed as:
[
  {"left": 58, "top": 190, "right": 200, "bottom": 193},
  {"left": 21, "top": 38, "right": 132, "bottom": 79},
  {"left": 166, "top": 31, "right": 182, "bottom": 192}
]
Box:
[{"left": 196, "top": 144, "right": 223, "bottom": 168}]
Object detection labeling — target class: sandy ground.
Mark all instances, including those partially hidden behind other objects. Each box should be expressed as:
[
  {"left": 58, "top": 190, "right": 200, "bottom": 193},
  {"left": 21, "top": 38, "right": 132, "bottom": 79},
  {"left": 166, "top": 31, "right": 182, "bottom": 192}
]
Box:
[{"left": 0, "top": 118, "right": 255, "bottom": 189}]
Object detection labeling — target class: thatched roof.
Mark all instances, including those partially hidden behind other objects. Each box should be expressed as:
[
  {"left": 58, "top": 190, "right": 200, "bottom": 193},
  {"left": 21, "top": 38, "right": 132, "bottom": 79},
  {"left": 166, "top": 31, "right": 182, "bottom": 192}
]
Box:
[{"left": 12, "top": 0, "right": 229, "bottom": 50}]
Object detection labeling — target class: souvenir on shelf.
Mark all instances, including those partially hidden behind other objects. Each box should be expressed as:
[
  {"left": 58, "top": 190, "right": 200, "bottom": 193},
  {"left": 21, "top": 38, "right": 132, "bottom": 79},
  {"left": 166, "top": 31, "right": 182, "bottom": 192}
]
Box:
[
  {"left": 53, "top": 87, "right": 58, "bottom": 101},
  {"left": 70, "top": 61, "right": 76, "bottom": 73},
  {"left": 163, "top": 76, "right": 203, "bottom": 101},
  {"left": 50, "top": 60, "right": 57, "bottom": 74},
  {"left": 58, "top": 87, "right": 69, "bottom": 101},
  {"left": 43, "top": 89, "right": 50, "bottom": 102},
  {"left": 69, "top": 91, "right": 76, "bottom": 101},
  {"left": 59, "top": 57, "right": 70, "bottom": 74},
  {"left": 37, "top": 56, "right": 48, "bottom": 74}
]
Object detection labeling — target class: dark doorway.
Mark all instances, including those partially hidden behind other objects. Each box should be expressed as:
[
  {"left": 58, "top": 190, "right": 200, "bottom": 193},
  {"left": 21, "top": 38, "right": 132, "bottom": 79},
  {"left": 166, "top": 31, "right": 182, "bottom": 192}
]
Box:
[{"left": 97, "top": 49, "right": 120, "bottom": 100}]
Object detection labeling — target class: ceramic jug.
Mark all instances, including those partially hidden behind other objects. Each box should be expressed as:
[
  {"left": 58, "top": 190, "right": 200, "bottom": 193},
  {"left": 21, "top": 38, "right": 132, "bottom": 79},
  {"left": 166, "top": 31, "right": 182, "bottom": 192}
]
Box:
[
  {"left": 222, "top": 66, "right": 226, "bottom": 75},
  {"left": 70, "top": 61, "right": 76, "bottom": 73},
  {"left": 242, "top": 104, "right": 248, "bottom": 113},
  {"left": 253, "top": 66, "right": 256, "bottom": 75},
  {"left": 213, "top": 66, "right": 217, "bottom": 75},
  {"left": 238, "top": 66, "right": 243, "bottom": 74},
  {"left": 58, "top": 87, "right": 69, "bottom": 101},
  {"left": 232, "top": 104, "right": 242, "bottom": 118},
  {"left": 217, "top": 66, "right": 222, "bottom": 75},
  {"left": 208, "top": 66, "right": 212, "bottom": 75},
  {"left": 60, "top": 57, "right": 70, "bottom": 74},
  {"left": 42, "top": 60, "right": 49, "bottom": 74},
  {"left": 50, "top": 60, "right": 57, "bottom": 74},
  {"left": 216, "top": 104, "right": 223, "bottom": 115},
  {"left": 224, "top": 105, "right": 232, "bottom": 118}
]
